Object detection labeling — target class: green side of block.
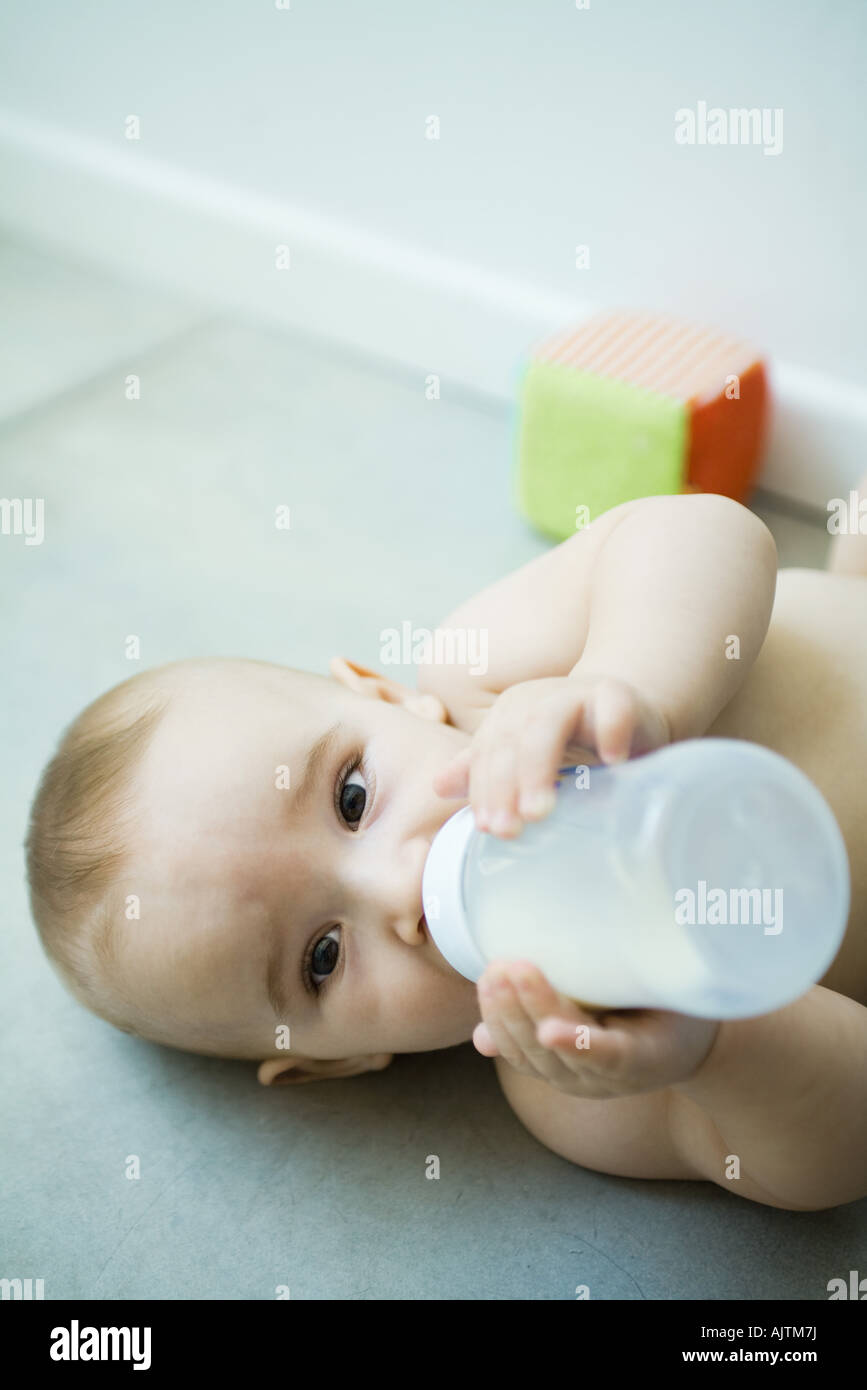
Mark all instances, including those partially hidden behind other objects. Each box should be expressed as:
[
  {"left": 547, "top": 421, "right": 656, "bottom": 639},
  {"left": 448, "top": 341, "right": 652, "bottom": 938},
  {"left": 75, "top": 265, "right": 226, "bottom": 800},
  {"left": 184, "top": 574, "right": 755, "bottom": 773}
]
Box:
[{"left": 515, "top": 360, "right": 688, "bottom": 540}]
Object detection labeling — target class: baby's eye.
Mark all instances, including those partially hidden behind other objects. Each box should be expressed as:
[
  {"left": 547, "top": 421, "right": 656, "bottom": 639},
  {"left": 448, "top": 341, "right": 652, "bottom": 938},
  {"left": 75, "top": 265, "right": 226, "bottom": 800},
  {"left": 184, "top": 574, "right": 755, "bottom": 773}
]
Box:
[
  {"left": 338, "top": 758, "right": 367, "bottom": 826},
  {"left": 308, "top": 927, "right": 341, "bottom": 989}
]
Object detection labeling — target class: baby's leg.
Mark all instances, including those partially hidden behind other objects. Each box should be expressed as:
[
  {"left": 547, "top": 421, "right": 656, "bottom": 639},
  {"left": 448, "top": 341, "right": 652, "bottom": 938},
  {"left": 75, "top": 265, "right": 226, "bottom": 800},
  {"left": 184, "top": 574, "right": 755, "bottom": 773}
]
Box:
[{"left": 827, "top": 472, "right": 867, "bottom": 578}]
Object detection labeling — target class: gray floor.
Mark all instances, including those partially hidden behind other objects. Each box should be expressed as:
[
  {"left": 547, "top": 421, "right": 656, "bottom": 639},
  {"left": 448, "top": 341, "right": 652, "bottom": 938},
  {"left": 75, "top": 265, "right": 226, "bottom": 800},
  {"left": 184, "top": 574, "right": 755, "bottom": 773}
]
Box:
[{"left": 1, "top": 235, "right": 860, "bottom": 1301}]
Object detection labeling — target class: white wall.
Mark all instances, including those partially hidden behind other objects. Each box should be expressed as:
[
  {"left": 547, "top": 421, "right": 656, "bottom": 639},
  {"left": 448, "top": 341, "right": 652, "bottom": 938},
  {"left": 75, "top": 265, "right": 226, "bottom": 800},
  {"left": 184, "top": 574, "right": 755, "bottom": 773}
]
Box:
[{"left": 1, "top": 0, "right": 865, "bottom": 504}]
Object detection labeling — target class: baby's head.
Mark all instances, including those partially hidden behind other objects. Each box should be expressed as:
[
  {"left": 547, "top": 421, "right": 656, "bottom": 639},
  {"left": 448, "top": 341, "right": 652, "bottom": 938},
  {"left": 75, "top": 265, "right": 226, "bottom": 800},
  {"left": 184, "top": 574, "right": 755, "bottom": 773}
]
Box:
[{"left": 25, "top": 656, "right": 481, "bottom": 1086}]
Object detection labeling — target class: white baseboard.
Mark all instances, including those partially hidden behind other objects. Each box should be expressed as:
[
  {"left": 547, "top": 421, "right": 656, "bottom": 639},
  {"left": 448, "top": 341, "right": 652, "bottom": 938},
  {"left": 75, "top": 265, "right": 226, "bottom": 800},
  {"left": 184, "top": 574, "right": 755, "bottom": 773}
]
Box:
[{"left": 1, "top": 109, "right": 864, "bottom": 517}]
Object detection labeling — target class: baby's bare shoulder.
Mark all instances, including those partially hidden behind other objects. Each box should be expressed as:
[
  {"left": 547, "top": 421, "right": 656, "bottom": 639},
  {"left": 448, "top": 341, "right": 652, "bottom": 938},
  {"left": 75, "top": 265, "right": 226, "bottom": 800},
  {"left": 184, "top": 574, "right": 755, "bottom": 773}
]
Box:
[
  {"left": 774, "top": 565, "right": 867, "bottom": 653},
  {"left": 775, "top": 563, "right": 867, "bottom": 628},
  {"left": 710, "top": 567, "right": 867, "bottom": 762}
]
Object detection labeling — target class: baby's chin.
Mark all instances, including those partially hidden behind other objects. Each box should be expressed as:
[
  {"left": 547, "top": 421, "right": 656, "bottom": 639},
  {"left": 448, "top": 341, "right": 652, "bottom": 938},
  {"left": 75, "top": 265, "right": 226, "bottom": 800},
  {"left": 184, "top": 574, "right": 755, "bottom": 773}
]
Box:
[{"left": 402, "top": 990, "right": 481, "bottom": 1053}]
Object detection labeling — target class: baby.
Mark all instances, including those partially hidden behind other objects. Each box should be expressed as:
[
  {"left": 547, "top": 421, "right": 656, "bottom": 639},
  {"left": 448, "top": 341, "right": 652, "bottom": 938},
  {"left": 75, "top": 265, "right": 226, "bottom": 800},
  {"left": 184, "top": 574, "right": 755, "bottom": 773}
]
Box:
[{"left": 25, "top": 489, "right": 867, "bottom": 1212}]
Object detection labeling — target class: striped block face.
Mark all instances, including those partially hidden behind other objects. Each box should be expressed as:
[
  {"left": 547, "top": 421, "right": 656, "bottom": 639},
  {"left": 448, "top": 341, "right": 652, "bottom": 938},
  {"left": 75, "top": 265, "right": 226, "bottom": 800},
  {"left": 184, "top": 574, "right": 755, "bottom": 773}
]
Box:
[{"left": 515, "top": 312, "right": 768, "bottom": 540}]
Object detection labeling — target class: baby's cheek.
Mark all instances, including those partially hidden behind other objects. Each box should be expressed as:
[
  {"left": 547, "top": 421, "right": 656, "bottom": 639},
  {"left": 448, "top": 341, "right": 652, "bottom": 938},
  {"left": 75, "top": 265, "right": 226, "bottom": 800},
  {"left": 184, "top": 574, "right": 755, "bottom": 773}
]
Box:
[{"left": 381, "top": 968, "right": 479, "bottom": 1051}]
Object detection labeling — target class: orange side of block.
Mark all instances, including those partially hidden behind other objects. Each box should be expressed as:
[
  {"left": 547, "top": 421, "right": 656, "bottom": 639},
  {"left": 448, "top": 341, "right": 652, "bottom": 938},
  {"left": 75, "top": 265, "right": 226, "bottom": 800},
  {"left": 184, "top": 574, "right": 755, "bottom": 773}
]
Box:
[{"left": 685, "top": 360, "right": 769, "bottom": 502}]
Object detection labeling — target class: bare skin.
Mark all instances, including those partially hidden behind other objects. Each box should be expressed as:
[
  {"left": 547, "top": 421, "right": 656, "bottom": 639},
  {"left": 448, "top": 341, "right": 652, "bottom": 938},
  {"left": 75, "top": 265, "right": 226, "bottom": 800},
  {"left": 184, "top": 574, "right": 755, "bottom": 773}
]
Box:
[
  {"left": 417, "top": 488, "right": 867, "bottom": 1210},
  {"left": 706, "top": 565, "right": 867, "bottom": 1005},
  {"left": 121, "top": 658, "right": 482, "bottom": 1073},
  {"left": 115, "top": 486, "right": 867, "bottom": 1210},
  {"left": 453, "top": 566, "right": 867, "bottom": 1211}
]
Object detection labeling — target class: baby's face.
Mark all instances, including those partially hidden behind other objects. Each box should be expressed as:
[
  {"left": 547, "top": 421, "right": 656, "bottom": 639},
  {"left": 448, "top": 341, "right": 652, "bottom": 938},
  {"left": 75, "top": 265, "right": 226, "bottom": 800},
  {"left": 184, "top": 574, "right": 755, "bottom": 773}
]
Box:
[{"left": 121, "top": 661, "right": 480, "bottom": 1062}]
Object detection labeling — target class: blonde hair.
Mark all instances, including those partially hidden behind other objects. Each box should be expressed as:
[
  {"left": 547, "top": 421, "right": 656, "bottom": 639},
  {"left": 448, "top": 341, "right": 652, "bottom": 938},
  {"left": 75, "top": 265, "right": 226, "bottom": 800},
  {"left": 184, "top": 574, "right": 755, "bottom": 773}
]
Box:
[
  {"left": 25, "top": 658, "right": 331, "bottom": 1061},
  {"left": 24, "top": 669, "right": 174, "bottom": 1037}
]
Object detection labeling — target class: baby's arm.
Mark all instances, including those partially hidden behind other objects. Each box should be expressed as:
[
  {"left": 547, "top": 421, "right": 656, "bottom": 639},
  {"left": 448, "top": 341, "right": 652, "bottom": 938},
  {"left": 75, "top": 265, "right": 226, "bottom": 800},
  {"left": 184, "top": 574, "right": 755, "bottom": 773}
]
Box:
[
  {"left": 418, "top": 492, "right": 778, "bottom": 744},
  {"left": 563, "top": 493, "right": 778, "bottom": 741},
  {"left": 671, "top": 985, "right": 867, "bottom": 1210},
  {"left": 494, "top": 976, "right": 867, "bottom": 1210}
]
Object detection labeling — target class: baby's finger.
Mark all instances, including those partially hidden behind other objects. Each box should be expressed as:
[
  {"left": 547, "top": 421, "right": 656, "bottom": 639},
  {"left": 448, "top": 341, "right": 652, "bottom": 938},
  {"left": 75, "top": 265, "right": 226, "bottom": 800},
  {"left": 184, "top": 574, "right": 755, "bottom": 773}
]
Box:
[
  {"left": 592, "top": 681, "right": 637, "bottom": 763},
  {"left": 477, "top": 987, "right": 529, "bottom": 1074},
  {"left": 480, "top": 965, "right": 565, "bottom": 1080},
  {"left": 516, "top": 690, "right": 587, "bottom": 820},
  {"left": 431, "top": 747, "right": 472, "bottom": 798},
  {"left": 505, "top": 963, "right": 630, "bottom": 1071},
  {"left": 536, "top": 1013, "right": 632, "bottom": 1072},
  {"left": 478, "top": 742, "right": 521, "bottom": 836},
  {"left": 508, "top": 961, "right": 598, "bottom": 1040},
  {"left": 472, "top": 1020, "right": 499, "bottom": 1057}
]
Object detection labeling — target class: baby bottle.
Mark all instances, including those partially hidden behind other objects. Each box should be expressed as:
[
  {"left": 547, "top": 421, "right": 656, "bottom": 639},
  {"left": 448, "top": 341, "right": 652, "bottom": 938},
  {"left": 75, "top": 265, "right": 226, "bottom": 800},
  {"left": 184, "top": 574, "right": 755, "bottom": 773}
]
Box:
[{"left": 421, "top": 738, "right": 850, "bottom": 1019}]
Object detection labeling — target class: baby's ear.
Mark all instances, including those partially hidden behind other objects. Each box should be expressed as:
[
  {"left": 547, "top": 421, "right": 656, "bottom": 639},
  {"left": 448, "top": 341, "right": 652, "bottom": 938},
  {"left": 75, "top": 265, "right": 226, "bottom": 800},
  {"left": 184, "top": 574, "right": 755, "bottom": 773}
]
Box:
[
  {"left": 257, "top": 1054, "right": 394, "bottom": 1086},
  {"left": 329, "top": 657, "right": 447, "bottom": 722}
]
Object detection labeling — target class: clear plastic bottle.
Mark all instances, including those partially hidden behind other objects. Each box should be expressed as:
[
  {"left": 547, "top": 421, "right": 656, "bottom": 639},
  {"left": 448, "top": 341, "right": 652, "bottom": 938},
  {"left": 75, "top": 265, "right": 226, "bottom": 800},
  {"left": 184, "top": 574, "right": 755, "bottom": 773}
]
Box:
[{"left": 421, "top": 738, "right": 850, "bottom": 1018}]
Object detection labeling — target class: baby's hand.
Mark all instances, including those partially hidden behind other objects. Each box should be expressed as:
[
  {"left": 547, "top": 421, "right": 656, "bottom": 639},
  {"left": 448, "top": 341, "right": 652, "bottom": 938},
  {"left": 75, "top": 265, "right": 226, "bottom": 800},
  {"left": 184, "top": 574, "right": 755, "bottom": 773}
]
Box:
[
  {"left": 431, "top": 674, "right": 669, "bottom": 837},
  {"left": 474, "top": 959, "right": 719, "bottom": 1099}
]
